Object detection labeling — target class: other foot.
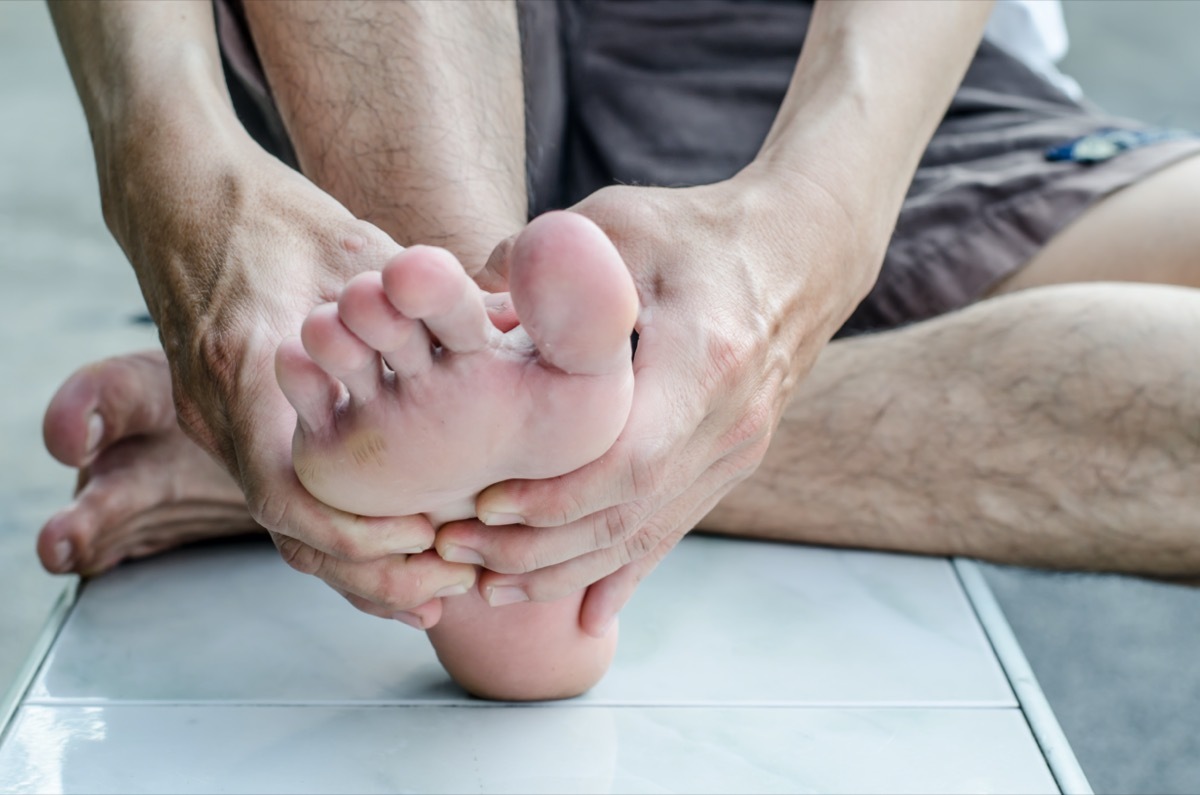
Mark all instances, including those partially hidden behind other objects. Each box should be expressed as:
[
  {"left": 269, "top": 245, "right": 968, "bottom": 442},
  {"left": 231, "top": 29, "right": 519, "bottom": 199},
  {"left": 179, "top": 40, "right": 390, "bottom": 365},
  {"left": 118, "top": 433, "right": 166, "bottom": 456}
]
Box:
[{"left": 38, "top": 351, "right": 256, "bottom": 575}]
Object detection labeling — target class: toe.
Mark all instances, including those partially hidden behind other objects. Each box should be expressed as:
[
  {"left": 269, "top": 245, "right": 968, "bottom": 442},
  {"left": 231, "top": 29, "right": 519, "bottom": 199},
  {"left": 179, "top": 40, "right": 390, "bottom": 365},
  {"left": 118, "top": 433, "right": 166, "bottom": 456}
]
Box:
[
  {"left": 37, "top": 469, "right": 139, "bottom": 575},
  {"left": 509, "top": 211, "right": 638, "bottom": 375},
  {"left": 338, "top": 271, "right": 433, "bottom": 378},
  {"left": 37, "top": 508, "right": 81, "bottom": 573},
  {"left": 300, "top": 303, "right": 381, "bottom": 403},
  {"left": 43, "top": 350, "right": 177, "bottom": 468},
  {"left": 275, "top": 336, "right": 342, "bottom": 433},
  {"left": 381, "top": 246, "right": 492, "bottom": 354}
]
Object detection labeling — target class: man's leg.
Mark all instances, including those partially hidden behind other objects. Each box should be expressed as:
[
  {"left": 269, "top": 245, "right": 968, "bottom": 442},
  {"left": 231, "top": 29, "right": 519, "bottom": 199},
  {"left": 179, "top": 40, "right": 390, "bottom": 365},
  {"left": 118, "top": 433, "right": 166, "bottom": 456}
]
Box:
[
  {"left": 707, "top": 155, "right": 1200, "bottom": 577},
  {"left": 240, "top": 0, "right": 528, "bottom": 275},
  {"left": 991, "top": 155, "right": 1200, "bottom": 294}
]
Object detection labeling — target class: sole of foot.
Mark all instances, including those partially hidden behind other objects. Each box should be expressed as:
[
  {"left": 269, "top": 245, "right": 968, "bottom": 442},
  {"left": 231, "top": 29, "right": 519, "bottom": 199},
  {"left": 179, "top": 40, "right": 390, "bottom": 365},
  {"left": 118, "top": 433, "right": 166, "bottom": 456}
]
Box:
[{"left": 276, "top": 210, "right": 638, "bottom": 525}]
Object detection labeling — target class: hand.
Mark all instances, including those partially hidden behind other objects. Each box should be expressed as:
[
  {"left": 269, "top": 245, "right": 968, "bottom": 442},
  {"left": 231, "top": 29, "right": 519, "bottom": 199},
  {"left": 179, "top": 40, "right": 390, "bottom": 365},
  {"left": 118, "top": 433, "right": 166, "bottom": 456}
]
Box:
[
  {"left": 436, "top": 165, "right": 882, "bottom": 634},
  {"left": 108, "top": 130, "right": 478, "bottom": 627}
]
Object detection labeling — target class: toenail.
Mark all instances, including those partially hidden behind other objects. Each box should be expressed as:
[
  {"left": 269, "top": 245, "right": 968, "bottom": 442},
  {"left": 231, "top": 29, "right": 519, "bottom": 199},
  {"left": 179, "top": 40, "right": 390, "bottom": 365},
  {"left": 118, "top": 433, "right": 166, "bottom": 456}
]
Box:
[
  {"left": 393, "top": 611, "right": 425, "bottom": 630},
  {"left": 441, "top": 544, "right": 485, "bottom": 566},
  {"left": 434, "top": 583, "right": 470, "bottom": 598},
  {"left": 84, "top": 414, "right": 104, "bottom": 458},
  {"left": 480, "top": 512, "right": 524, "bottom": 527},
  {"left": 52, "top": 539, "right": 74, "bottom": 571},
  {"left": 486, "top": 585, "right": 529, "bottom": 607}
]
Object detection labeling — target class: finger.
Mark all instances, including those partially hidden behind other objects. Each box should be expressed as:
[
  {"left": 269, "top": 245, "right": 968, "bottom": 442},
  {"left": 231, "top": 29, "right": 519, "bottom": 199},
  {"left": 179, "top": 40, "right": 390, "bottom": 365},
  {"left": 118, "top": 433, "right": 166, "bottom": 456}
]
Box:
[
  {"left": 474, "top": 503, "right": 685, "bottom": 606},
  {"left": 578, "top": 557, "right": 654, "bottom": 639},
  {"left": 43, "top": 350, "right": 177, "bottom": 468},
  {"left": 475, "top": 232, "right": 517, "bottom": 293},
  {"left": 239, "top": 371, "right": 439, "bottom": 560},
  {"left": 437, "top": 494, "right": 666, "bottom": 575},
  {"left": 272, "top": 538, "right": 476, "bottom": 614},
  {"left": 575, "top": 474, "right": 744, "bottom": 636},
  {"left": 474, "top": 362, "right": 698, "bottom": 528},
  {"left": 473, "top": 459, "right": 742, "bottom": 605},
  {"left": 244, "top": 421, "right": 438, "bottom": 558},
  {"left": 334, "top": 588, "right": 443, "bottom": 630},
  {"left": 251, "top": 472, "right": 436, "bottom": 561}
]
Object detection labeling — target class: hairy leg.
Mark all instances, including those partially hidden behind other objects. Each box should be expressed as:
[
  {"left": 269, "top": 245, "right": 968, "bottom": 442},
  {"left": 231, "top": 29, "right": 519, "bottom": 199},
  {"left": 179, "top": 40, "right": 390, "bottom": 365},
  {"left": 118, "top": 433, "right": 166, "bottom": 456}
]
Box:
[
  {"left": 707, "top": 286, "right": 1200, "bottom": 575},
  {"left": 707, "top": 152, "right": 1200, "bottom": 576},
  {"left": 243, "top": 0, "right": 527, "bottom": 278}
]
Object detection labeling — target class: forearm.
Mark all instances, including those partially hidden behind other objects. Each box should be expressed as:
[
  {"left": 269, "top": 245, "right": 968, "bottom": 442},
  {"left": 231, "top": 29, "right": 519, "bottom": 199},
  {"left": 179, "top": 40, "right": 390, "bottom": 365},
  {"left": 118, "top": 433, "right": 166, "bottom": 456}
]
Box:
[
  {"left": 745, "top": 0, "right": 994, "bottom": 315},
  {"left": 48, "top": 1, "right": 257, "bottom": 287},
  {"left": 49, "top": 0, "right": 384, "bottom": 450},
  {"left": 48, "top": 0, "right": 241, "bottom": 190},
  {"left": 242, "top": 0, "right": 527, "bottom": 276}
]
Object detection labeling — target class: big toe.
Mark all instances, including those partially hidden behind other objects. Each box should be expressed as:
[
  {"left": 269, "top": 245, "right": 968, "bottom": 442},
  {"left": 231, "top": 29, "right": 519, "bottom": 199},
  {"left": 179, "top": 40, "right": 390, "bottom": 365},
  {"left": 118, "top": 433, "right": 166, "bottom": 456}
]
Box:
[
  {"left": 508, "top": 212, "right": 638, "bottom": 375},
  {"left": 43, "top": 350, "right": 177, "bottom": 468}
]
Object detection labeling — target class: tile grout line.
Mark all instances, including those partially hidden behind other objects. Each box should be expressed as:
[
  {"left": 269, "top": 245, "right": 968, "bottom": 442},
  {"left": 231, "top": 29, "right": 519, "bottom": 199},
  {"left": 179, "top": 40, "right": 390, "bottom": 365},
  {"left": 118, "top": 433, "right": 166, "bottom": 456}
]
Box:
[
  {"left": 953, "top": 558, "right": 1093, "bottom": 795},
  {"left": 0, "top": 577, "right": 81, "bottom": 746},
  {"left": 20, "top": 698, "right": 1023, "bottom": 710}
]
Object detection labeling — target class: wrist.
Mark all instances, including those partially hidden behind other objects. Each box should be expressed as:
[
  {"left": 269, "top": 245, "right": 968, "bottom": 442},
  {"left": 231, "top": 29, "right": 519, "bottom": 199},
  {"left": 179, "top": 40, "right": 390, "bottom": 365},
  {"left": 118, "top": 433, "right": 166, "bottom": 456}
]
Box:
[
  {"left": 100, "top": 46, "right": 245, "bottom": 205},
  {"left": 728, "top": 159, "right": 883, "bottom": 325}
]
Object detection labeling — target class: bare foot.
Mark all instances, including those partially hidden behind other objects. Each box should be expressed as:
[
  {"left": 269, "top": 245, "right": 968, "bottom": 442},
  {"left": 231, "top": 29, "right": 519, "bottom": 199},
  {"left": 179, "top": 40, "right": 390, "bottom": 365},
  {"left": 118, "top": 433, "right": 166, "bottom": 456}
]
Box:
[
  {"left": 274, "top": 211, "right": 638, "bottom": 525},
  {"left": 38, "top": 351, "right": 257, "bottom": 576},
  {"left": 275, "top": 211, "right": 634, "bottom": 700}
]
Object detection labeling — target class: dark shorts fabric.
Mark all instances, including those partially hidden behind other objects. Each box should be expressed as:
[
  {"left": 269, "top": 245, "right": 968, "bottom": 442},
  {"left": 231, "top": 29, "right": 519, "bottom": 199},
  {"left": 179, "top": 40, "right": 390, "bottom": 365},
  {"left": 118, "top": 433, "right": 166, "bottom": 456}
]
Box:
[{"left": 214, "top": 0, "right": 1200, "bottom": 337}]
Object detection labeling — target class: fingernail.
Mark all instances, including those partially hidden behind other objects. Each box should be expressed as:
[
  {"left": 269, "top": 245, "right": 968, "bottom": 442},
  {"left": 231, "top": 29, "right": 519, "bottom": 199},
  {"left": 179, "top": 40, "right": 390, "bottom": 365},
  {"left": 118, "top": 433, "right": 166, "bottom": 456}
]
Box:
[
  {"left": 480, "top": 512, "right": 524, "bottom": 527},
  {"left": 435, "top": 583, "right": 469, "bottom": 598},
  {"left": 397, "top": 546, "right": 427, "bottom": 555},
  {"left": 84, "top": 414, "right": 103, "bottom": 458},
  {"left": 486, "top": 585, "right": 529, "bottom": 607},
  {"left": 393, "top": 611, "right": 425, "bottom": 630},
  {"left": 53, "top": 539, "right": 74, "bottom": 572},
  {"left": 441, "top": 544, "right": 485, "bottom": 566}
]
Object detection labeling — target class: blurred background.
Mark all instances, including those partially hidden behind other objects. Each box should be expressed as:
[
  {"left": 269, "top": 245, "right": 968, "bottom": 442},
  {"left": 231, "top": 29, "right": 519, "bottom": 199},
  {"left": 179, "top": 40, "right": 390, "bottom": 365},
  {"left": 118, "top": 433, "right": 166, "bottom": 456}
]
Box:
[{"left": 1, "top": 2, "right": 1198, "bottom": 792}]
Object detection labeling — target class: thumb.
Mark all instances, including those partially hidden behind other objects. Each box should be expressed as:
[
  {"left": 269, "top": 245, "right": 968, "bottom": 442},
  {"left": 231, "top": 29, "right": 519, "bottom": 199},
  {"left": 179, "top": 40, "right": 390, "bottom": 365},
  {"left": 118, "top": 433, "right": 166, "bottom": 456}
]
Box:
[{"left": 475, "top": 233, "right": 517, "bottom": 293}]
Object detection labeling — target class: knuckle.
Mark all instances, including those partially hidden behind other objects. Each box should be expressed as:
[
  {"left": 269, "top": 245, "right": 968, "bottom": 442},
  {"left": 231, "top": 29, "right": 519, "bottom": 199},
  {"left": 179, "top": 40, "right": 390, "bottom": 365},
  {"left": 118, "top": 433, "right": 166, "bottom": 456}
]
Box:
[
  {"left": 324, "top": 535, "right": 369, "bottom": 564},
  {"left": 591, "top": 503, "right": 640, "bottom": 550},
  {"left": 625, "top": 517, "right": 684, "bottom": 571},
  {"left": 513, "top": 548, "right": 551, "bottom": 575},
  {"left": 722, "top": 392, "right": 776, "bottom": 453},
  {"left": 625, "top": 453, "right": 662, "bottom": 502},
  {"left": 274, "top": 534, "right": 322, "bottom": 576},
  {"left": 701, "top": 329, "right": 759, "bottom": 395},
  {"left": 623, "top": 526, "right": 661, "bottom": 563},
  {"left": 248, "top": 490, "right": 290, "bottom": 534},
  {"left": 521, "top": 480, "right": 589, "bottom": 527},
  {"left": 375, "top": 567, "right": 425, "bottom": 612}
]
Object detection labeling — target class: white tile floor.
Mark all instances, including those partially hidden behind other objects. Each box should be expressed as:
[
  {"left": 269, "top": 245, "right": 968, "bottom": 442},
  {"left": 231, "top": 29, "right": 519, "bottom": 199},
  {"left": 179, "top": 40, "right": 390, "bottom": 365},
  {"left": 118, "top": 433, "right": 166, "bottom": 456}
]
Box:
[{"left": 0, "top": 535, "right": 1066, "bottom": 793}]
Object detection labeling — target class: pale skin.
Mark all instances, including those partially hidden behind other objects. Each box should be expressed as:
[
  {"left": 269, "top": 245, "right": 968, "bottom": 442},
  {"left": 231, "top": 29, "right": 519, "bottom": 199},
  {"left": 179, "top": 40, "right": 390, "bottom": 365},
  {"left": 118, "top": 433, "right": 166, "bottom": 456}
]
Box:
[{"left": 40, "top": 0, "right": 1200, "bottom": 698}]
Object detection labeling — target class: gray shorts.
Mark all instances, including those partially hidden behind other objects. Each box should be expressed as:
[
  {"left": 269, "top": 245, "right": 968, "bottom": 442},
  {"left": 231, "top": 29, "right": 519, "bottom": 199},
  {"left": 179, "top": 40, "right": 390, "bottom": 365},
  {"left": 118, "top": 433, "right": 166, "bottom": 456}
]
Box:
[{"left": 215, "top": 0, "right": 1200, "bottom": 337}]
